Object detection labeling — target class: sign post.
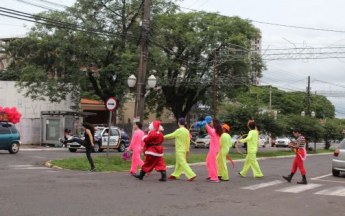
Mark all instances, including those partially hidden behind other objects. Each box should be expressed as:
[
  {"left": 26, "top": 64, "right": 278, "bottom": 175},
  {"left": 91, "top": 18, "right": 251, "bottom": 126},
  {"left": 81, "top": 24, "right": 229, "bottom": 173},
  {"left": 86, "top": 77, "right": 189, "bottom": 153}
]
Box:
[{"left": 105, "top": 97, "right": 118, "bottom": 165}]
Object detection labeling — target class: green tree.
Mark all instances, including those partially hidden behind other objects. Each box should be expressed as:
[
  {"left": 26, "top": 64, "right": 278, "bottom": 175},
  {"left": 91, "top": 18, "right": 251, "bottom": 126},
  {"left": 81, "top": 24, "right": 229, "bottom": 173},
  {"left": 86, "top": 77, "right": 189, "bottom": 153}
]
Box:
[
  {"left": 146, "top": 12, "right": 263, "bottom": 121},
  {"left": 323, "top": 119, "right": 344, "bottom": 149},
  {"left": 1, "top": 0, "right": 178, "bottom": 107},
  {"left": 282, "top": 115, "right": 325, "bottom": 150},
  {"left": 219, "top": 103, "right": 286, "bottom": 137},
  {"left": 231, "top": 86, "right": 335, "bottom": 118}
]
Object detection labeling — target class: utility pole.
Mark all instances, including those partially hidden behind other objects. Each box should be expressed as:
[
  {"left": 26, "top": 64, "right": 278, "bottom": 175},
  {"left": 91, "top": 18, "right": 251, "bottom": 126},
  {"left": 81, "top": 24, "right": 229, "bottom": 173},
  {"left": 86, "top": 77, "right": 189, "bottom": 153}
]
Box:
[
  {"left": 269, "top": 86, "right": 272, "bottom": 111},
  {"left": 307, "top": 76, "right": 311, "bottom": 116},
  {"left": 135, "top": 0, "right": 151, "bottom": 123},
  {"left": 213, "top": 51, "right": 217, "bottom": 118}
]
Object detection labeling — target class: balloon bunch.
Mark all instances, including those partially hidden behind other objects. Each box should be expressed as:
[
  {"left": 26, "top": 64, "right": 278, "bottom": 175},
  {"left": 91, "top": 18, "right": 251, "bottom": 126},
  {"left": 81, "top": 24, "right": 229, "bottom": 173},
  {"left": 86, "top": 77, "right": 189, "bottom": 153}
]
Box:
[
  {"left": 0, "top": 107, "right": 22, "bottom": 124},
  {"left": 193, "top": 116, "right": 212, "bottom": 129}
]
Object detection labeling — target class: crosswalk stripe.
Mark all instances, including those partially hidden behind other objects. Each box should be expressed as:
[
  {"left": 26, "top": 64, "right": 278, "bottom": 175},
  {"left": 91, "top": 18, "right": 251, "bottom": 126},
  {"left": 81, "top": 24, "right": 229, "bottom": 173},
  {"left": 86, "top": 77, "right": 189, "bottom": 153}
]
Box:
[
  {"left": 276, "top": 183, "right": 322, "bottom": 193},
  {"left": 241, "top": 180, "right": 284, "bottom": 190},
  {"left": 315, "top": 186, "right": 345, "bottom": 197}
]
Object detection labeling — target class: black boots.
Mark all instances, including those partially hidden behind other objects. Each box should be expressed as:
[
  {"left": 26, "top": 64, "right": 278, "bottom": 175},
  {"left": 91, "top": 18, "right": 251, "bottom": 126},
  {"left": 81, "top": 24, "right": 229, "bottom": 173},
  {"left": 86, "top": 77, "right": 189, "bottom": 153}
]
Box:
[
  {"left": 283, "top": 173, "right": 294, "bottom": 182},
  {"left": 134, "top": 170, "right": 146, "bottom": 180},
  {"left": 283, "top": 173, "right": 307, "bottom": 184},
  {"left": 134, "top": 170, "right": 166, "bottom": 181},
  {"left": 297, "top": 175, "right": 308, "bottom": 184},
  {"left": 159, "top": 171, "right": 167, "bottom": 182}
]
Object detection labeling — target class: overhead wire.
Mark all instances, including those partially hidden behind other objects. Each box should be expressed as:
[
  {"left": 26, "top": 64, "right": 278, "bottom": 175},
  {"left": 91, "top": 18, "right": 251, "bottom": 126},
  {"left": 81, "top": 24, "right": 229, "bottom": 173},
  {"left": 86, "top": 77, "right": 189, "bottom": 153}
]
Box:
[{"left": 178, "top": 5, "right": 345, "bottom": 34}]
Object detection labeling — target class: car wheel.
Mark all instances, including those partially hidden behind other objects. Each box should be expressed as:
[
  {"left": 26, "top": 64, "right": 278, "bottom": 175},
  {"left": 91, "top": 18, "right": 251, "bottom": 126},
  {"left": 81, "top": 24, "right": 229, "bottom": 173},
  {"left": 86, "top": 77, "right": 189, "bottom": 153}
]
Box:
[
  {"left": 118, "top": 142, "right": 125, "bottom": 152},
  {"left": 93, "top": 143, "right": 100, "bottom": 153},
  {"left": 332, "top": 169, "right": 340, "bottom": 177},
  {"left": 8, "top": 142, "right": 20, "bottom": 154},
  {"left": 194, "top": 145, "right": 199, "bottom": 148},
  {"left": 99, "top": 148, "right": 104, "bottom": 152},
  {"left": 69, "top": 148, "right": 77, "bottom": 152},
  {"left": 263, "top": 145, "right": 266, "bottom": 148}
]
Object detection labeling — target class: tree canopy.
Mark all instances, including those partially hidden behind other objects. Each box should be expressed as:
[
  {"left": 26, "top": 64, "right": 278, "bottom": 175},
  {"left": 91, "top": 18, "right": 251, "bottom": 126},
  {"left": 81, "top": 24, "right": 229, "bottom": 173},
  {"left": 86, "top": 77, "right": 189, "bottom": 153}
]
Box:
[{"left": 146, "top": 12, "right": 263, "bottom": 120}]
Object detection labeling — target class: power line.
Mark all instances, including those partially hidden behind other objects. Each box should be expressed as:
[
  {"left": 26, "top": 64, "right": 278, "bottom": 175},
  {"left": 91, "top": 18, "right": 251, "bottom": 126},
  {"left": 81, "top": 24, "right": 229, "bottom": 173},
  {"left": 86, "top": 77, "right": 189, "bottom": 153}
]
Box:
[
  {"left": 0, "top": 7, "right": 141, "bottom": 41},
  {"left": 196, "top": 0, "right": 210, "bottom": 9},
  {"left": 179, "top": 6, "right": 345, "bottom": 34},
  {"left": 31, "top": 0, "right": 67, "bottom": 8},
  {"left": 11, "top": 0, "right": 59, "bottom": 10}
]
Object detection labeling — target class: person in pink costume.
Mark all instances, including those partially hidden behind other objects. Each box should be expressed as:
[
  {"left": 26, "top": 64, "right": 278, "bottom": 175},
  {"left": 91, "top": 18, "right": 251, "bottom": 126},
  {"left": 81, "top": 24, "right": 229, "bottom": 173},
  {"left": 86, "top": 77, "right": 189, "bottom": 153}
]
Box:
[
  {"left": 126, "top": 122, "right": 145, "bottom": 175},
  {"left": 205, "top": 117, "right": 223, "bottom": 183}
]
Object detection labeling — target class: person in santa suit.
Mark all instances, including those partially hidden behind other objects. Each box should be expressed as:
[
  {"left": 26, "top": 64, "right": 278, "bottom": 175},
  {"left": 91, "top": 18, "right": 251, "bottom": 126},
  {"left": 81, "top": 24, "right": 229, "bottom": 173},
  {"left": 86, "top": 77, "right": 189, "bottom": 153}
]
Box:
[{"left": 134, "top": 121, "right": 167, "bottom": 182}]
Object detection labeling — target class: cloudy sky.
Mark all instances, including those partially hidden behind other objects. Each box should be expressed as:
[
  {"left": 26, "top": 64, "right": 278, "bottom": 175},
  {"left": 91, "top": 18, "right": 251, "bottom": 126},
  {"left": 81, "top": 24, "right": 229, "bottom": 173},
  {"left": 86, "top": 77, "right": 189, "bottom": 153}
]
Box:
[{"left": 1, "top": 0, "right": 345, "bottom": 118}]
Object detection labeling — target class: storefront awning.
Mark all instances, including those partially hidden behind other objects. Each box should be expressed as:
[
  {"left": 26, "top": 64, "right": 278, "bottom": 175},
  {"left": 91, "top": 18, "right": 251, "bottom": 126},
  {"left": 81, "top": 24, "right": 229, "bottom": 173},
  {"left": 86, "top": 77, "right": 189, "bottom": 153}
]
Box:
[{"left": 41, "top": 111, "right": 97, "bottom": 117}]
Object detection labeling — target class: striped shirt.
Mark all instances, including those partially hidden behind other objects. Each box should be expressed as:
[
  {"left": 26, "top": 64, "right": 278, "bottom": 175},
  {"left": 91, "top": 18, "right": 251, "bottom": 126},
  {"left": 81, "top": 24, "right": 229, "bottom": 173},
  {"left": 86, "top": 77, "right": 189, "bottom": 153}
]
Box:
[{"left": 296, "top": 135, "right": 306, "bottom": 148}]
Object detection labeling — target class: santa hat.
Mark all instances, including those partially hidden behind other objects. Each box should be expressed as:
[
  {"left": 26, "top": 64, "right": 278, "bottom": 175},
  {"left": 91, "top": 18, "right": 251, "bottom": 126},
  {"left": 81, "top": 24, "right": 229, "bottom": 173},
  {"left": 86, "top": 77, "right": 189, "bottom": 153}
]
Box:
[{"left": 149, "top": 121, "right": 164, "bottom": 133}]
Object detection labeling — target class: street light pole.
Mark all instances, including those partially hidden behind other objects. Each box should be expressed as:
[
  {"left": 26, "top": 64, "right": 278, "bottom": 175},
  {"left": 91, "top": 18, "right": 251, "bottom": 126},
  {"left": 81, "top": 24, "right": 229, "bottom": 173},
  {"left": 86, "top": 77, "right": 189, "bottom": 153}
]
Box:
[
  {"left": 135, "top": 0, "right": 151, "bottom": 123},
  {"left": 213, "top": 51, "right": 217, "bottom": 119}
]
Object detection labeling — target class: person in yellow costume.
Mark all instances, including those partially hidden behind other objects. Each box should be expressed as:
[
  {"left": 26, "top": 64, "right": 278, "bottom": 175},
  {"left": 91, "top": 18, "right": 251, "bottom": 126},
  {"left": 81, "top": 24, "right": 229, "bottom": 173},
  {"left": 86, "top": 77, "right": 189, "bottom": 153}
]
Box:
[
  {"left": 238, "top": 120, "right": 264, "bottom": 178},
  {"left": 164, "top": 118, "right": 197, "bottom": 181},
  {"left": 217, "top": 124, "right": 232, "bottom": 181}
]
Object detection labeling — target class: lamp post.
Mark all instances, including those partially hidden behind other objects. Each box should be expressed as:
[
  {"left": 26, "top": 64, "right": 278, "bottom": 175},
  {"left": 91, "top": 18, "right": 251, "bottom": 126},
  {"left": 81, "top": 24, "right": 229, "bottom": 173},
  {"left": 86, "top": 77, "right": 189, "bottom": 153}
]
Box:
[
  {"left": 311, "top": 111, "right": 316, "bottom": 118},
  {"left": 301, "top": 111, "right": 306, "bottom": 117},
  {"left": 128, "top": 74, "right": 157, "bottom": 123}
]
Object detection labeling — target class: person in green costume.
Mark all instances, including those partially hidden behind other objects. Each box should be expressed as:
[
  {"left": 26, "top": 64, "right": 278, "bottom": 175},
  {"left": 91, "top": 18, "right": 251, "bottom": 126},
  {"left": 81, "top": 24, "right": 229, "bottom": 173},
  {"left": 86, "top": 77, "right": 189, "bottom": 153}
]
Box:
[
  {"left": 164, "top": 118, "right": 197, "bottom": 181},
  {"left": 217, "top": 124, "right": 232, "bottom": 181},
  {"left": 238, "top": 120, "right": 264, "bottom": 178}
]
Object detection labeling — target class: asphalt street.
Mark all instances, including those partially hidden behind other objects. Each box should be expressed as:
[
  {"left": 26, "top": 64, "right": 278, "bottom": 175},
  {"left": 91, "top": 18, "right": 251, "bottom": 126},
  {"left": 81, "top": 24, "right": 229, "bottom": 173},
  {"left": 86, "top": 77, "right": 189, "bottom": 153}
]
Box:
[{"left": 0, "top": 146, "right": 344, "bottom": 216}]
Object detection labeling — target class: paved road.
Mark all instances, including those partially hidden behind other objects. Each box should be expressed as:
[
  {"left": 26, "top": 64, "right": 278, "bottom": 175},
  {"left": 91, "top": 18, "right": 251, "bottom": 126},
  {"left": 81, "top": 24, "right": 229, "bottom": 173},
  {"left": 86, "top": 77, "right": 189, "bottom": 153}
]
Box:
[{"left": 0, "top": 147, "right": 344, "bottom": 216}]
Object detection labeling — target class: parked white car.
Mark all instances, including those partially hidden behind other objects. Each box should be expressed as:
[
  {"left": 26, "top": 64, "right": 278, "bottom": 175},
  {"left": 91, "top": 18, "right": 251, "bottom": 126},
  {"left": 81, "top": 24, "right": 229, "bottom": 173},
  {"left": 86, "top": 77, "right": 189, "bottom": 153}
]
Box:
[
  {"left": 231, "top": 135, "right": 240, "bottom": 148},
  {"left": 275, "top": 137, "right": 291, "bottom": 147},
  {"left": 259, "top": 135, "right": 268, "bottom": 148},
  {"left": 68, "top": 126, "right": 130, "bottom": 153},
  {"left": 194, "top": 134, "right": 210, "bottom": 148}
]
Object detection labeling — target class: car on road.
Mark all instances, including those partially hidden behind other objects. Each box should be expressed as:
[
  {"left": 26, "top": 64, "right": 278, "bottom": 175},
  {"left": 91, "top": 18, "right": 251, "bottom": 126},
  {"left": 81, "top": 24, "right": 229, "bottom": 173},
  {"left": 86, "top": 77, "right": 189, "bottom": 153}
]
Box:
[
  {"left": 68, "top": 126, "right": 130, "bottom": 153},
  {"left": 0, "top": 122, "right": 21, "bottom": 154},
  {"left": 259, "top": 135, "right": 268, "bottom": 148},
  {"left": 275, "top": 137, "right": 291, "bottom": 147},
  {"left": 332, "top": 139, "right": 345, "bottom": 177},
  {"left": 194, "top": 134, "right": 210, "bottom": 148},
  {"left": 231, "top": 134, "right": 267, "bottom": 148}
]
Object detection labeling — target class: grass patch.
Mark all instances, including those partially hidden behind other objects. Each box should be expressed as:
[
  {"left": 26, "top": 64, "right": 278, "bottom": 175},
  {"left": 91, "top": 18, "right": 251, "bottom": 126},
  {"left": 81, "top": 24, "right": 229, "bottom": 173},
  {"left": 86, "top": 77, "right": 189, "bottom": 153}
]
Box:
[{"left": 50, "top": 149, "right": 333, "bottom": 172}]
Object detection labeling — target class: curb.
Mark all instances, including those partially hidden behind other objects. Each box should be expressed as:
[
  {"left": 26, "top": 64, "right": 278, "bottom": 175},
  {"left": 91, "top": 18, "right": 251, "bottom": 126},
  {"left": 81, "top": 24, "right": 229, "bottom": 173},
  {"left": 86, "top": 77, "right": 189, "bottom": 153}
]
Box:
[
  {"left": 44, "top": 160, "right": 64, "bottom": 170},
  {"left": 45, "top": 152, "right": 332, "bottom": 172}
]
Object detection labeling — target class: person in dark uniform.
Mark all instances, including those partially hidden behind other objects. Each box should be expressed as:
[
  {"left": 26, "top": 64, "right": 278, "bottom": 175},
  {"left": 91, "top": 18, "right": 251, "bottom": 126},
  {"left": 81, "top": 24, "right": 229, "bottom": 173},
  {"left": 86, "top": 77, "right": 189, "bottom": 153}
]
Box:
[{"left": 60, "top": 122, "right": 97, "bottom": 171}]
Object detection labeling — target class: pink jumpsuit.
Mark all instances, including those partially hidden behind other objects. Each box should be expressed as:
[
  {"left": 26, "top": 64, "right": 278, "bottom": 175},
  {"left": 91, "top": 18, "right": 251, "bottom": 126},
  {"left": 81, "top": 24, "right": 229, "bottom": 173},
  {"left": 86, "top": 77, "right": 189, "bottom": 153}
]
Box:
[
  {"left": 205, "top": 124, "right": 220, "bottom": 181},
  {"left": 128, "top": 129, "right": 145, "bottom": 174}
]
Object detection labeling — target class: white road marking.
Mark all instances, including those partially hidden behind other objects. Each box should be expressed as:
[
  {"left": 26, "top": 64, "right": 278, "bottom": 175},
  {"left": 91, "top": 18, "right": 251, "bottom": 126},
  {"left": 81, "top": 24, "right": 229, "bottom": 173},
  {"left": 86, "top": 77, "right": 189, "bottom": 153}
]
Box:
[
  {"left": 315, "top": 186, "right": 345, "bottom": 197},
  {"left": 311, "top": 179, "right": 345, "bottom": 184},
  {"left": 310, "top": 173, "right": 332, "bottom": 180},
  {"left": 8, "top": 165, "right": 33, "bottom": 167},
  {"left": 14, "top": 167, "right": 49, "bottom": 170},
  {"left": 20, "top": 149, "right": 65, "bottom": 151},
  {"left": 8, "top": 165, "right": 49, "bottom": 170},
  {"left": 241, "top": 180, "right": 284, "bottom": 190},
  {"left": 276, "top": 183, "right": 322, "bottom": 193}
]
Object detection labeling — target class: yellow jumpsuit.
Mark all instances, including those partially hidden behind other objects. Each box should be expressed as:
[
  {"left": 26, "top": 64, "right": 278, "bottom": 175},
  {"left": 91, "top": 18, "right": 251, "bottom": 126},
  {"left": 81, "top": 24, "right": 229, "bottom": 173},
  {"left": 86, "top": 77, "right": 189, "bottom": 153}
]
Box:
[
  {"left": 239, "top": 130, "right": 264, "bottom": 178},
  {"left": 217, "top": 133, "right": 232, "bottom": 180},
  {"left": 164, "top": 127, "right": 196, "bottom": 179}
]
